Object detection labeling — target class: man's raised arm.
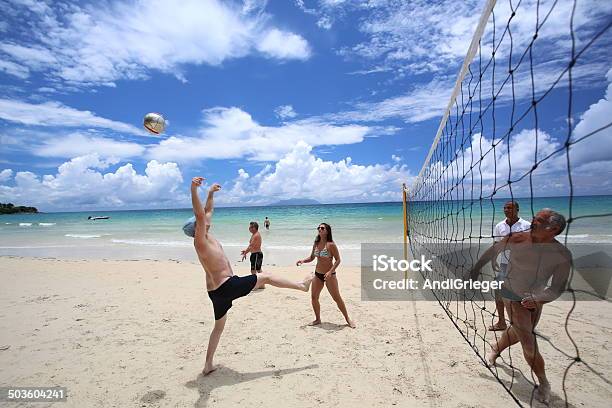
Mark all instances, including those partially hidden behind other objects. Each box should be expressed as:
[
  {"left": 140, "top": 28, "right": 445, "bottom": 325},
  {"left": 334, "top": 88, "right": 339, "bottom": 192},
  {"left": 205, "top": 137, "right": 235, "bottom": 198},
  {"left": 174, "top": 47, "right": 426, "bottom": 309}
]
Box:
[
  {"left": 204, "top": 183, "right": 221, "bottom": 215},
  {"left": 190, "top": 177, "right": 209, "bottom": 242},
  {"left": 191, "top": 177, "right": 206, "bottom": 218}
]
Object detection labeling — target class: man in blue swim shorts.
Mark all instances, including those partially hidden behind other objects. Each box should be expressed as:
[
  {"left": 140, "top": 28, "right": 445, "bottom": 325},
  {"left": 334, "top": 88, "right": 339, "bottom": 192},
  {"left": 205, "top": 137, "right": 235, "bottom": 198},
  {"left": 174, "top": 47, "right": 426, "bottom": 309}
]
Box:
[{"left": 186, "top": 177, "right": 313, "bottom": 376}]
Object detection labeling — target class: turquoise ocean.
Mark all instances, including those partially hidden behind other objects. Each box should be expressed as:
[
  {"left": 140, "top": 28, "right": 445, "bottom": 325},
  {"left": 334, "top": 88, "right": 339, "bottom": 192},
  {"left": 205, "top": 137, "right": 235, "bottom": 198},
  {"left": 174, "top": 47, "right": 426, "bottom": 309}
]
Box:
[{"left": 1, "top": 196, "right": 610, "bottom": 266}]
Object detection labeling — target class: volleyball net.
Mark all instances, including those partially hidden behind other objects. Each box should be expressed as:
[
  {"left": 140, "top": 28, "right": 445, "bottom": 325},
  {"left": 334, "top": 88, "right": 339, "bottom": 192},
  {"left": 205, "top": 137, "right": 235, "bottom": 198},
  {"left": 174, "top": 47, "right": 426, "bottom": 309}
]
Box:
[{"left": 405, "top": 0, "right": 612, "bottom": 406}]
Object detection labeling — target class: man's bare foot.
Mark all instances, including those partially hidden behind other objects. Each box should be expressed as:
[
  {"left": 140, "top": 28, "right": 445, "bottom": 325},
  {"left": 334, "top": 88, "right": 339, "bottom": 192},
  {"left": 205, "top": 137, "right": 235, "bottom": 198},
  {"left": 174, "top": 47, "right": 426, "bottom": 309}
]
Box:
[
  {"left": 308, "top": 319, "right": 321, "bottom": 326},
  {"left": 202, "top": 363, "right": 217, "bottom": 376},
  {"left": 485, "top": 349, "right": 498, "bottom": 367},
  {"left": 488, "top": 322, "right": 507, "bottom": 331},
  {"left": 347, "top": 319, "right": 356, "bottom": 328},
  {"left": 300, "top": 275, "right": 314, "bottom": 292},
  {"left": 535, "top": 381, "right": 551, "bottom": 404}
]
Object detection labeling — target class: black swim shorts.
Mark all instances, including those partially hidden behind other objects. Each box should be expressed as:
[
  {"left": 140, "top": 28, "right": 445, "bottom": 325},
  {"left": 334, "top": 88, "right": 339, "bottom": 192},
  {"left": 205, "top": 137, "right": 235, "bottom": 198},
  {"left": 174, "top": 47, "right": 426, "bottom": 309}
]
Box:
[
  {"left": 249, "top": 252, "right": 263, "bottom": 271},
  {"left": 207, "top": 275, "right": 258, "bottom": 320}
]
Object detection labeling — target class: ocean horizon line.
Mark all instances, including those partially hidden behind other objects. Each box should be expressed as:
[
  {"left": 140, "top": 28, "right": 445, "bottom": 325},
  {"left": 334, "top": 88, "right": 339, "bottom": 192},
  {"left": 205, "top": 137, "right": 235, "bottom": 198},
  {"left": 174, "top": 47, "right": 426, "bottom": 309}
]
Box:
[
  {"left": 4, "top": 200, "right": 402, "bottom": 215},
  {"left": 4, "top": 193, "right": 612, "bottom": 215}
]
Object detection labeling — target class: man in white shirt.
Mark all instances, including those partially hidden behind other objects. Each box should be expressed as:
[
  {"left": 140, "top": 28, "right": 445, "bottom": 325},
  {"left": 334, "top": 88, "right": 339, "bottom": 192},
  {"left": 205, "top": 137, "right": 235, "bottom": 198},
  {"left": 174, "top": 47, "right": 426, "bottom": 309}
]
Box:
[{"left": 489, "top": 201, "right": 531, "bottom": 331}]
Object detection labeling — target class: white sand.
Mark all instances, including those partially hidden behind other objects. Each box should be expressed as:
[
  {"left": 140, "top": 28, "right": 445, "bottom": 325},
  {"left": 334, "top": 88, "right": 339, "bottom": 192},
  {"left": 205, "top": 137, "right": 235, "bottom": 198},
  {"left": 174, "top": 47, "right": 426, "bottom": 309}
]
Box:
[{"left": 0, "top": 256, "right": 610, "bottom": 407}]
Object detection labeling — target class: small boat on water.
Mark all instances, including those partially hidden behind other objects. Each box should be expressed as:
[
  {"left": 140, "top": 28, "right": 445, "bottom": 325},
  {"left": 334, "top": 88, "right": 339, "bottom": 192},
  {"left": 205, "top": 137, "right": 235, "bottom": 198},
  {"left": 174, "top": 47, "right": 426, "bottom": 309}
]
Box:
[{"left": 87, "top": 216, "right": 110, "bottom": 220}]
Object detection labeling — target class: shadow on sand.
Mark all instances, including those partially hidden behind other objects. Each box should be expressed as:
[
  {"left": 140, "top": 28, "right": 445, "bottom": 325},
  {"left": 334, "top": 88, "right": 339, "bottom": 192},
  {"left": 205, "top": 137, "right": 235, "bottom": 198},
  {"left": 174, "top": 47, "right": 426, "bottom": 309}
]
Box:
[
  {"left": 299, "top": 321, "right": 348, "bottom": 332},
  {"left": 185, "top": 364, "right": 318, "bottom": 407},
  {"left": 479, "top": 363, "right": 580, "bottom": 408}
]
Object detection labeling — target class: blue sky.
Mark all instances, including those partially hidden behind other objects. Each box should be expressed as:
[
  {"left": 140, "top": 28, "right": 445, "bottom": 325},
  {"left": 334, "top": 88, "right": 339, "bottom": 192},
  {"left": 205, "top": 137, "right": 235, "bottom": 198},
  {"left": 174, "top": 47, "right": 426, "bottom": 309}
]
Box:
[{"left": 0, "top": 0, "right": 610, "bottom": 211}]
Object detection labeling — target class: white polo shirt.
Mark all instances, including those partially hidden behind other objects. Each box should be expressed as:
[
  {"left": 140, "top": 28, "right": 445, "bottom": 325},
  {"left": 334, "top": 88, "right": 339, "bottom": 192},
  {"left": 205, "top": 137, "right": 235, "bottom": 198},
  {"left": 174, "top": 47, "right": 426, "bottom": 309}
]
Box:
[{"left": 494, "top": 217, "right": 531, "bottom": 265}]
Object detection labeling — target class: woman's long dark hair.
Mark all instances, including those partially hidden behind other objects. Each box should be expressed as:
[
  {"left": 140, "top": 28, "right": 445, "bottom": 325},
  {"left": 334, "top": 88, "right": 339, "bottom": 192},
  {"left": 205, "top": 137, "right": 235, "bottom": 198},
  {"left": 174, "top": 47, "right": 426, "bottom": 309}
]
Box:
[{"left": 315, "top": 223, "right": 333, "bottom": 243}]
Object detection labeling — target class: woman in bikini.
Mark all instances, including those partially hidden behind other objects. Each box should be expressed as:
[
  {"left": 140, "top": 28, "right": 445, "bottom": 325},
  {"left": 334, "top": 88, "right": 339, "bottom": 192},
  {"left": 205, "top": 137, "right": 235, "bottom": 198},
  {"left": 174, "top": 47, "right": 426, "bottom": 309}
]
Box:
[{"left": 296, "top": 223, "right": 356, "bottom": 328}]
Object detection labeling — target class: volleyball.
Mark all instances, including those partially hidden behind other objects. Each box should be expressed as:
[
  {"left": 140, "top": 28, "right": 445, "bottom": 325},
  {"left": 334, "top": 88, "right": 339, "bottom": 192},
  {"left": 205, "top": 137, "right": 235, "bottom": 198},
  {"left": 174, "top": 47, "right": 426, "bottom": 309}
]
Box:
[{"left": 143, "top": 112, "right": 166, "bottom": 135}]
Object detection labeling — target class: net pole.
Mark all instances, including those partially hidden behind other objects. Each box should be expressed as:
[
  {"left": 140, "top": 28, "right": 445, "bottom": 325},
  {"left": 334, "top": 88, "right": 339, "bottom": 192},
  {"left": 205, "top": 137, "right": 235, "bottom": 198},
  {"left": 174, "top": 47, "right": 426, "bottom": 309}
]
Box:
[{"left": 402, "top": 183, "right": 408, "bottom": 279}]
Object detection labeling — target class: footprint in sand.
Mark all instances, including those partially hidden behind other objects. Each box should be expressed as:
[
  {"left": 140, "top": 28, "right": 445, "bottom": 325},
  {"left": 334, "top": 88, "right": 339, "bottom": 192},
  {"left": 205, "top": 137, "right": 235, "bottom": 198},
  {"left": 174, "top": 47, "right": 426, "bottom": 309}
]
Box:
[{"left": 140, "top": 390, "right": 166, "bottom": 404}]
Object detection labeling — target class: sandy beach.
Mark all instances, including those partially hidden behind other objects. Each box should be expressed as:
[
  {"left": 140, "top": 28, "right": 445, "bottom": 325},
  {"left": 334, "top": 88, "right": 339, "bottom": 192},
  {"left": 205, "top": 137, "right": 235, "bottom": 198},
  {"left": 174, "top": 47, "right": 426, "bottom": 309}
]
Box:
[{"left": 1, "top": 256, "right": 610, "bottom": 407}]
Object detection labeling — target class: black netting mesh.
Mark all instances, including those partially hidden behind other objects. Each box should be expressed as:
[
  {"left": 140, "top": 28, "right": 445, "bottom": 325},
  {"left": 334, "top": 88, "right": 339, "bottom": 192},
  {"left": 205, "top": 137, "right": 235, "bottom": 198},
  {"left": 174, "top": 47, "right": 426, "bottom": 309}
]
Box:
[{"left": 407, "top": 0, "right": 612, "bottom": 406}]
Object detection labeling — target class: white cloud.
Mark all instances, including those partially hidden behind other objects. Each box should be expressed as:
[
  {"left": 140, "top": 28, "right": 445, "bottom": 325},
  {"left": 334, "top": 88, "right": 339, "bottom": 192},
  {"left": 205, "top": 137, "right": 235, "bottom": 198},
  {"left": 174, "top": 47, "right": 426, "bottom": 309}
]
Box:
[
  {"left": 321, "top": 51, "right": 609, "bottom": 125},
  {"left": 417, "top": 116, "right": 612, "bottom": 200},
  {"left": 462, "top": 129, "right": 558, "bottom": 178},
  {"left": 33, "top": 133, "right": 146, "bottom": 159},
  {"left": 0, "top": 169, "right": 13, "bottom": 182},
  {"left": 291, "top": 0, "right": 611, "bottom": 129},
  {"left": 411, "top": 67, "right": 612, "bottom": 199},
  {"left": 219, "top": 141, "right": 412, "bottom": 204},
  {"left": 0, "top": 98, "right": 144, "bottom": 135},
  {"left": 570, "top": 68, "right": 612, "bottom": 165},
  {"left": 0, "top": 154, "right": 185, "bottom": 210},
  {"left": 391, "top": 154, "right": 402, "bottom": 162},
  {"left": 147, "top": 106, "right": 395, "bottom": 162},
  {"left": 0, "top": 143, "right": 412, "bottom": 209},
  {"left": 316, "top": 0, "right": 611, "bottom": 76},
  {"left": 256, "top": 29, "right": 311, "bottom": 60},
  {"left": 295, "top": 0, "right": 349, "bottom": 31},
  {"left": 0, "top": 58, "right": 29, "bottom": 79},
  {"left": 0, "top": 42, "right": 57, "bottom": 70},
  {"left": 1, "top": 0, "right": 311, "bottom": 86},
  {"left": 225, "top": 167, "right": 253, "bottom": 200},
  {"left": 242, "top": 0, "right": 269, "bottom": 14},
  {"left": 6, "top": 0, "right": 52, "bottom": 15},
  {"left": 326, "top": 76, "right": 452, "bottom": 123},
  {"left": 345, "top": 1, "right": 478, "bottom": 72},
  {"left": 288, "top": 0, "right": 612, "bottom": 130},
  {"left": 274, "top": 104, "right": 298, "bottom": 119}
]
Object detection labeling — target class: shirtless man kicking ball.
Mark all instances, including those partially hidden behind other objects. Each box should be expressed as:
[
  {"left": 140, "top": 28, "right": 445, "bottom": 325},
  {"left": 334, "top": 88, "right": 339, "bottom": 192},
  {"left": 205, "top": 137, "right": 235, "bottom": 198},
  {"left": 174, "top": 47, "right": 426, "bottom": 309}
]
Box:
[{"left": 184, "top": 177, "right": 313, "bottom": 375}]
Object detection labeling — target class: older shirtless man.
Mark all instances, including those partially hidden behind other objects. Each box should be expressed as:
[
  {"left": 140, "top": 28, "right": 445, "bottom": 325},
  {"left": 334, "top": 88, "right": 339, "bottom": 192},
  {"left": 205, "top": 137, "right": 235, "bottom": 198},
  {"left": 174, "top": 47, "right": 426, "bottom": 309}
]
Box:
[
  {"left": 184, "top": 177, "right": 312, "bottom": 375},
  {"left": 470, "top": 208, "right": 571, "bottom": 403}
]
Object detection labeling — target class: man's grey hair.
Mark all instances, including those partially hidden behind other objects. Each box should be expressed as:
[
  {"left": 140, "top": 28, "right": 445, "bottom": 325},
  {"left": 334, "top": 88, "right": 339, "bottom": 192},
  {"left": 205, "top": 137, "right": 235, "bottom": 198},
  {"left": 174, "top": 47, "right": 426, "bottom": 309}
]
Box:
[{"left": 542, "top": 208, "right": 566, "bottom": 235}]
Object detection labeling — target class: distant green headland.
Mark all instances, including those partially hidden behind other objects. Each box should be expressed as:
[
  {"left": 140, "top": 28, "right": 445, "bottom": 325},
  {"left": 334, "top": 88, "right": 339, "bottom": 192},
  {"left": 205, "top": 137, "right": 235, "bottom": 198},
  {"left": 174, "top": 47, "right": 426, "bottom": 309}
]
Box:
[{"left": 0, "top": 203, "right": 39, "bottom": 214}]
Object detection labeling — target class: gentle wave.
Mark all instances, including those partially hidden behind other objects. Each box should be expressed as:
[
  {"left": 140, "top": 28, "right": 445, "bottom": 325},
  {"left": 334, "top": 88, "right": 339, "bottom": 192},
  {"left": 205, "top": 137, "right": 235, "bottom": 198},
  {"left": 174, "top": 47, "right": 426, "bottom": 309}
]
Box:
[
  {"left": 19, "top": 223, "right": 32, "bottom": 226},
  {"left": 266, "top": 244, "right": 362, "bottom": 250},
  {"left": 65, "top": 234, "right": 101, "bottom": 239},
  {"left": 39, "top": 223, "right": 56, "bottom": 226},
  {"left": 265, "top": 245, "right": 317, "bottom": 251},
  {"left": 0, "top": 245, "right": 75, "bottom": 249},
  {"left": 111, "top": 239, "right": 191, "bottom": 247},
  {"left": 107, "top": 239, "right": 362, "bottom": 250}
]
